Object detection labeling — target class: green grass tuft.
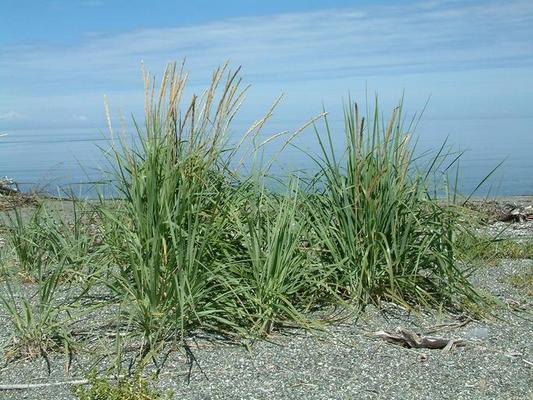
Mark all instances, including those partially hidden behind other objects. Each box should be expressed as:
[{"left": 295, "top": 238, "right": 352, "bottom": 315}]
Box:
[
  {"left": 74, "top": 372, "right": 172, "bottom": 400},
  {"left": 456, "top": 232, "right": 533, "bottom": 263},
  {"left": 507, "top": 270, "right": 533, "bottom": 296}
]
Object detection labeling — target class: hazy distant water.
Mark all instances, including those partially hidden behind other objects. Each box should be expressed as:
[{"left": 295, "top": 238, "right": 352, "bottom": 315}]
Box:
[{"left": 1, "top": 117, "right": 531, "bottom": 197}]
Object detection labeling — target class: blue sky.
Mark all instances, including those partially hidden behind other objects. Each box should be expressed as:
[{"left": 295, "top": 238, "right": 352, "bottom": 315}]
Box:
[{"left": 1, "top": 0, "right": 533, "bottom": 130}]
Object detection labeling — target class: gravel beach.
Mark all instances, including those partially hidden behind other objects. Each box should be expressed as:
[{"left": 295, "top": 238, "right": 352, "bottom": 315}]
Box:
[{"left": 0, "top": 200, "right": 531, "bottom": 400}]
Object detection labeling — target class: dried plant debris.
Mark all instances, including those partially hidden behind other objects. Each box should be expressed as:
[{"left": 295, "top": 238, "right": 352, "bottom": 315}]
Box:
[
  {"left": 374, "top": 327, "right": 464, "bottom": 351},
  {"left": 0, "top": 178, "right": 38, "bottom": 210},
  {"left": 465, "top": 199, "right": 533, "bottom": 223},
  {"left": 0, "top": 177, "right": 18, "bottom": 196}
]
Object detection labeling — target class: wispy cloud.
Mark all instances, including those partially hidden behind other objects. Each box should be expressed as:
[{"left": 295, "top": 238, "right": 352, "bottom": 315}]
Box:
[
  {"left": 72, "top": 114, "right": 88, "bottom": 122},
  {"left": 1, "top": 0, "right": 533, "bottom": 127},
  {"left": 0, "top": 111, "right": 23, "bottom": 121}
]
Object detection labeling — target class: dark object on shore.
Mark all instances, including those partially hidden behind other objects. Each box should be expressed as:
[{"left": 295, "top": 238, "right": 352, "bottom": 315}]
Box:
[
  {"left": 0, "top": 178, "right": 38, "bottom": 210},
  {"left": 374, "top": 327, "right": 463, "bottom": 351},
  {"left": 498, "top": 204, "right": 533, "bottom": 223}
]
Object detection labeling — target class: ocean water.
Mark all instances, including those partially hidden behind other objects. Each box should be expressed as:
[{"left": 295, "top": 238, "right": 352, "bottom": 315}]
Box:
[{"left": 1, "top": 116, "right": 532, "bottom": 197}]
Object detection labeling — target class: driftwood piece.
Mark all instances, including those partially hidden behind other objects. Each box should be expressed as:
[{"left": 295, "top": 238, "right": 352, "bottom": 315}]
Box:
[
  {"left": 499, "top": 205, "right": 533, "bottom": 223},
  {"left": 374, "top": 327, "right": 463, "bottom": 351},
  {"left": 0, "top": 379, "right": 90, "bottom": 390}
]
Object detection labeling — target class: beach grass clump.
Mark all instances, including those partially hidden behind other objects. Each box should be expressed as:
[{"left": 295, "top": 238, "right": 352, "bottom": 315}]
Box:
[
  {"left": 99, "top": 63, "right": 259, "bottom": 351},
  {"left": 4, "top": 202, "right": 100, "bottom": 280},
  {"left": 5, "top": 207, "right": 47, "bottom": 278},
  {"left": 221, "top": 181, "right": 327, "bottom": 335},
  {"left": 0, "top": 252, "right": 74, "bottom": 364},
  {"left": 307, "top": 101, "right": 480, "bottom": 309},
  {"left": 0, "top": 62, "right": 490, "bottom": 371},
  {"left": 0, "top": 202, "right": 103, "bottom": 362}
]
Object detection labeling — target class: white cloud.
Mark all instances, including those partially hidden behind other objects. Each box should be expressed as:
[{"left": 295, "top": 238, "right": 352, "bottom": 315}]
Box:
[
  {"left": 72, "top": 114, "right": 88, "bottom": 121},
  {"left": 0, "top": 111, "right": 23, "bottom": 121}
]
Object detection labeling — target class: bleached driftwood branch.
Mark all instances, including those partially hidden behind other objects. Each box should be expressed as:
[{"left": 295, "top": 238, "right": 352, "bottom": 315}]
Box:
[{"left": 374, "top": 327, "right": 463, "bottom": 351}]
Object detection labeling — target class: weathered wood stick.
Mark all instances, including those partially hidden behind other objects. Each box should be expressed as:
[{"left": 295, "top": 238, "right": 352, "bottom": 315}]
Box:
[
  {"left": 0, "top": 379, "right": 89, "bottom": 390},
  {"left": 374, "top": 327, "right": 463, "bottom": 350}
]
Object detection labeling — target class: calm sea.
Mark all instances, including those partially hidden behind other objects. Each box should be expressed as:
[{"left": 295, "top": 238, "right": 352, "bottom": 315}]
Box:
[{"left": 1, "top": 116, "right": 531, "bottom": 197}]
